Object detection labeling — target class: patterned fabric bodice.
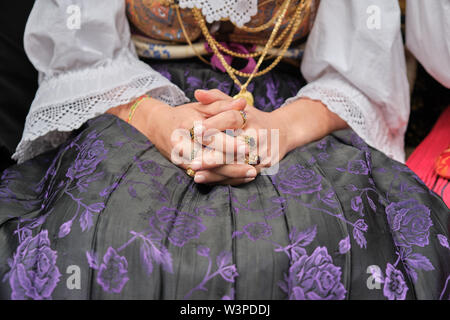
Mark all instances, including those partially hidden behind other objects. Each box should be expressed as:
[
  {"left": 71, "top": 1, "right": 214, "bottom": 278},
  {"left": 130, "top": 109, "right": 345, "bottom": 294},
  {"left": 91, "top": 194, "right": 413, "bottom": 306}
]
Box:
[{"left": 126, "top": 0, "right": 319, "bottom": 44}]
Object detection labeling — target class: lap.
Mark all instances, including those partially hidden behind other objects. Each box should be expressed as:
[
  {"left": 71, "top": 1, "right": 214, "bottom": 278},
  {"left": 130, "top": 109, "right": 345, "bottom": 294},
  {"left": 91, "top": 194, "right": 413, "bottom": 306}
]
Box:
[{"left": 0, "top": 114, "right": 448, "bottom": 300}]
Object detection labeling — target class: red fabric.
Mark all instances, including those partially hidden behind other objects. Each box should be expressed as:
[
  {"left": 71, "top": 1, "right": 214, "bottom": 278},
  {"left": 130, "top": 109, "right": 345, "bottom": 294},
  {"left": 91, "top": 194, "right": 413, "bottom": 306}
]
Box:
[{"left": 406, "top": 106, "right": 450, "bottom": 208}]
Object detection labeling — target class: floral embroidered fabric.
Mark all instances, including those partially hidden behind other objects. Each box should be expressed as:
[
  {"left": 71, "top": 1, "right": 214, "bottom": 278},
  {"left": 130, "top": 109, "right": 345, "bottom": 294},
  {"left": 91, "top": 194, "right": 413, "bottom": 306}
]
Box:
[{"left": 1, "top": 61, "right": 449, "bottom": 300}]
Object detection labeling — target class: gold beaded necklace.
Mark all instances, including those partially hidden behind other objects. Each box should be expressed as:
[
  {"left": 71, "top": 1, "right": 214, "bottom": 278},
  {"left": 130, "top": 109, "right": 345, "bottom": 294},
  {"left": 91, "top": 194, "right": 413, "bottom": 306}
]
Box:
[{"left": 172, "top": 0, "right": 310, "bottom": 106}]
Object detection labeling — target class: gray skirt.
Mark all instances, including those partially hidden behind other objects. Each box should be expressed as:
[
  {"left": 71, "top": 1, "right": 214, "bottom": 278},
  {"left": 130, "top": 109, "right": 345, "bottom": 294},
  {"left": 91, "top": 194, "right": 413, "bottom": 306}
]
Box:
[{"left": 0, "top": 60, "right": 449, "bottom": 300}]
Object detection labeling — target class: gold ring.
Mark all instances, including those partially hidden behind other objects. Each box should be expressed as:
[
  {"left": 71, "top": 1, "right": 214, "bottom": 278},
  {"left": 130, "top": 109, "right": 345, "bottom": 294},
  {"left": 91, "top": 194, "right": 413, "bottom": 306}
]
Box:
[
  {"left": 186, "top": 167, "right": 196, "bottom": 177},
  {"left": 245, "top": 154, "right": 260, "bottom": 165},
  {"left": 239, "top": 111, "right": 247, "bottom": 128},
  {"left": 240, "top": 135, "right": 256, "bottom": 148},
  {"left": 189, "top": 126, "right": 196, "bottom": 142}
]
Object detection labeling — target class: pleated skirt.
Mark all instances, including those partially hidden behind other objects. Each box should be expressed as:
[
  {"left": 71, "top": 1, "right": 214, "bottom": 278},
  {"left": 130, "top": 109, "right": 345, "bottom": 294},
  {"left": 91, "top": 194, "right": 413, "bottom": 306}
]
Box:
[{"left": 0, "top": 60, "right": 449, "bottom": 300}]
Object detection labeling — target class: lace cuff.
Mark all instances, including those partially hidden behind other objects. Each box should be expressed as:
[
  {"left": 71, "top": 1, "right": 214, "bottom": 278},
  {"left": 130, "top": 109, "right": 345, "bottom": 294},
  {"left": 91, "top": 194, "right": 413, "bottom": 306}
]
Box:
[
  {"left": 281, "top": 73, "right": 405, "bottom": 163},
  {"left": 13, "top": 52, "right": 189, "bottom": 164}
]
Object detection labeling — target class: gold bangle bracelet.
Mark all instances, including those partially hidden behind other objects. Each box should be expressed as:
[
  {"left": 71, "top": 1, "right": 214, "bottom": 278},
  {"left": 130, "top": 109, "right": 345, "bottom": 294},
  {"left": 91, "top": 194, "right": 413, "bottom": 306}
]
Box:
[{"left": 127, "top": 95, "right": 150, "bottom": 124}]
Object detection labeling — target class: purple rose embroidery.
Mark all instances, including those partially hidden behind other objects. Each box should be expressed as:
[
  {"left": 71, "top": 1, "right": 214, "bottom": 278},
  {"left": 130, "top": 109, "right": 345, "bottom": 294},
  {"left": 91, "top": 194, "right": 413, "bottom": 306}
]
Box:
[
  {"left": 288, "top": 247, "right": 346, "bottom": 300},
  {"left": 354, "top": 219, "right": 368, "bottom": 232},
  {"left": 100, "top": 182, "right": 119, "bottom": 197},
  {"left": 219, "top": 265, "right": 239, "bottom": 283},
  {"left": 317, "top": 152, "right": 330, "bottom": 162},
  {"left": 6, "top": 230, "right": 61, "bottom": 300},
  {"left": 386, "top": 199, "right": 433, "bottom": 247},
  {"left": 273, "top": 165, "right": 322, "bottom": 196},
  {"left": 351, "top": 196, "right": 363, "bottom": 212},
  {"left": 169, "top": 214, "right": 206, "bottom": 247},
  {"left": 197, "top": 245, "right": 210, "bottom": 257},
  {"left": 187, "top": 76, "right": 202, "bottom": 89},
  {"left": 0, "top": 170, "right": 18, "bottom": 200},
  {"left": 156, "top": 208, "right": 207, "bottom": 247},
  {"left": 350, "top": 133, "right": 369, "bottom": 151},
  {"left": 0, "top": 181, "right": 13, "bottom": 200},
  {"left": 184, "top": 250, "right": 238, "bottom": 299},
  {"left": 137, "top": 160, "right": 162, "bottom": 176},
  {"left": 243, "top": 222, "right": 272, "bottom": 241},
  {"left": 317, "top": 140, "right": 328, "bottom": 150},
  {"left": 383, "top": 263, "right": 408, "bottom": 300},
  {"left": 155, "top": 68, "right": 172, "bottom": 81},
  {"left": 216, "top": 251, "right": 238, "bottom": 283},
  {"left": 338, "top": 236, "right": 351, "bottom": 254},
  {"left": 58, "top": 220, "right": 72, "bottom": 238},
  {"left": 217, "top": 251, "right": 232, "bottom": 268},
  {"left": 347, "top": 160, "right": 369, "bottom": 175},
  {"left": 321, "top": 188, "right": 338, "bottom": 208},
  {"left": 437, "top": 234, "right": 449, "bottom": 249},
  {"left": 66, "top": 139, "right": 108, "bottom": 180},
  {"left": 97, "top": 247, "right": 129, "bottom": 293}
]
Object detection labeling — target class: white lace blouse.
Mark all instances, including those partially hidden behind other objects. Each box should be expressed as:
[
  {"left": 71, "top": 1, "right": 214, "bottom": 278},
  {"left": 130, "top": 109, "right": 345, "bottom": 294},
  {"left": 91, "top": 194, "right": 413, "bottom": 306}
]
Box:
[{"left": 14, "top": 0, "right": 435, "bottom": 164}]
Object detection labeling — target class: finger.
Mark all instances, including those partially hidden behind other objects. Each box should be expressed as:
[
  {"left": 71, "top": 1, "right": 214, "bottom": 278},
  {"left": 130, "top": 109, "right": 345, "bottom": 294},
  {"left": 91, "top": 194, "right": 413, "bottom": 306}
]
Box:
[
  {"left": 190, "top": 148, "right": 225, "bottom": 170},
  {"left": 193, "top": 165, "right": 257, "bottom": 184},
  {"left": 216, "top": 177, "right": 257, "bottom": 186},
  {"left": 199, "top": 110, "right": 249, "bottom": 154},
  {"left": 190, "top": 145, "right": 249, "bottom": 171},
  {"left": 202, "top": 109, "right": 247, "bottom": 132},
  {"left": 198, "top": 98, "right": 246, "bottom": 116},
  {"left": 170, "top": 135, "right": 202, "bottom": 170},
  {"left": 195, "top": 89, "right": 232, "bottom": 104},
  {"left": 201, "top": 131, "right": 249, "bottom": 156}
]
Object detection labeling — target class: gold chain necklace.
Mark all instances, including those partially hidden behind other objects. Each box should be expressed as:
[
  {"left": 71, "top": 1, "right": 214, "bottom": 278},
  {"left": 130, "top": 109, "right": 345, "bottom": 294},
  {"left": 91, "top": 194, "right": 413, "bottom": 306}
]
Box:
[
  {"left": 194, "top": 0, "right": 291, "bottom": 106},
  {"left": 173, "top": 0, "right": 309, "bottom": 105},
  {"left": 203, "top": 1, "right": 307, "bottom": 61},
  {"left": 204, "top": 8, "right": 297, "bottom": 60}
]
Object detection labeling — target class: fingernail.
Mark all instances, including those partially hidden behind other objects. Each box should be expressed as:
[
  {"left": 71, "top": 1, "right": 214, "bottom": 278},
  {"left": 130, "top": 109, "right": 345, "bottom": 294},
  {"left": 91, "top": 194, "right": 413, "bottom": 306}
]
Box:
[
  {"left": 244, "top": 177, "right": 255, "bottom": 183},
  {"left": 246, "top": 168, "right": 257, "bottom": 178},
  {"left": 190, "top": 161, "right": 202, "bottom": 170},
  {"left": 194, "top": 174, "right": 205, "bottom": 183}
]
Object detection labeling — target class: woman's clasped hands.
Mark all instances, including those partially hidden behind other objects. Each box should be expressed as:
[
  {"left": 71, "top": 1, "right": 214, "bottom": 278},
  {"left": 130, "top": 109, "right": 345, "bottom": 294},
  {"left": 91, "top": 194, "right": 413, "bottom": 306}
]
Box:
[{"left": 108, "top": 89, "right": 288, "bottom": 185}]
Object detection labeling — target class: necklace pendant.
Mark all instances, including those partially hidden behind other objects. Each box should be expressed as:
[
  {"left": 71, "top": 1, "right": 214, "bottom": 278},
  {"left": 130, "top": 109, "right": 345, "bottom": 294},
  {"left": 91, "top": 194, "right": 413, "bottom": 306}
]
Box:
[{"left": 233, "top": 90, "right": 254, "bottom": 106}]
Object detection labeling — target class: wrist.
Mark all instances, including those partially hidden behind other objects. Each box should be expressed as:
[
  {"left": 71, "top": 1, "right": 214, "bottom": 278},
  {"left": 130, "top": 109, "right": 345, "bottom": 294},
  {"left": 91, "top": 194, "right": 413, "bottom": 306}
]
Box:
[
  {"left": 133, "top": 97, "right": 171, "bottom": 139},
  {"left": 106, "top": 96, "right": 171, "bottom": 138},
  {"left": 273, "top": 98, "right": 347, "bottom": 151},
  {"left": 106, "top": 100, "right": 134, "bottom": 120}
]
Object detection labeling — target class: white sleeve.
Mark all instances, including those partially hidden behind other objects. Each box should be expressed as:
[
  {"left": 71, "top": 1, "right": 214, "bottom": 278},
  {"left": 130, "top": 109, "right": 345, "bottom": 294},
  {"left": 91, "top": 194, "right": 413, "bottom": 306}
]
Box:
[
  {"left": 406, "top": 0, "right": 450, "bottom": 88},
  {"left": 14, "top": 0, "right": 189, "bottom": 163},
  {"left": 283, "top": 0, "right": 410, "bottom": 162}
]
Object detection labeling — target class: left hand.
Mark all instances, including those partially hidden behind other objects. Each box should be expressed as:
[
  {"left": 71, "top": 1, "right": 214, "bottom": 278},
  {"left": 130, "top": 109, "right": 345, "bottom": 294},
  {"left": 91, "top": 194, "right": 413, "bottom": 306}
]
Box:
[{"left": 192, "top": 89, "right": 348, "bottom": 185}]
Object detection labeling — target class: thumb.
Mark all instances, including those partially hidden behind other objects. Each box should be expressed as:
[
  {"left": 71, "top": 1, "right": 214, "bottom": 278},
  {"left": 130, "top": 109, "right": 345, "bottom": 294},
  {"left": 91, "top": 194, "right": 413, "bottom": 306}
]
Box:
[{"left": 197, "top": 98, "right": 247, "bottom": 117}]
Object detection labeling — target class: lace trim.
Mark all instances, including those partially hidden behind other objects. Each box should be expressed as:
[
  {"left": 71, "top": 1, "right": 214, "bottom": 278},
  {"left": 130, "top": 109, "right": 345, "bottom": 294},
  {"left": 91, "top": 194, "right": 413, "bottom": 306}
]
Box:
[
  {"left": 13, "top": 68, "right": 189, "bottom": 164},
  {"left": 179, "top": 0, "right": 258, "bottom": 27},
  {"left": 282, "top": 75, "right": 405, "bottom": 163}
]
